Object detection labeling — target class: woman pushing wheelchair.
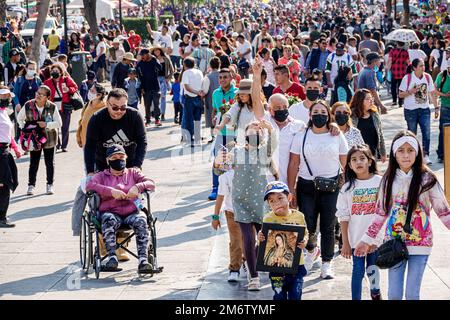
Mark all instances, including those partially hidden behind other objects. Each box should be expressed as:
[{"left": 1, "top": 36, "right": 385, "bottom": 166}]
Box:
[{"left": 86, "top": 144, "right": 155, "bottom": 273}]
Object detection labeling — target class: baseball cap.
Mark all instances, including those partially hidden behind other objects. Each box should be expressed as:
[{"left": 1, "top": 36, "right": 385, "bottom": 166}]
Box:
[
  {"left": 366, "top": 52, "right": 381, "bottom": 63},
  {"left": 0, "top": 87, "right": 15, "bottom": 97},
  {"left": 87, "top": 70, "right": 96, "bottom": 80},
  {"left": 112, "top": 38, "right": 120, "bottom": 44},
  {"left": 264, "top": 181, "right": 290, "bottom": 201},
  {"left": 232, "top": 32, "right": 239, "bottom": 37},
  {"left": 140, "top": 48, "right": 150, "bottom": 55},
  {"left": 276, "top": 35, "right": 284, "bottom": 41},
  {"left": 106, "top": 144, "right": 126, "bottom": 158},
  {"left": 201, "top": 38, "right": 209, "bottom": 46},
  {"left": 336, "top": 42, "right": 345, "bottom": 51},
  {"left": 9, "top": 48, "right": 20, "bottom": 57},
  {"left": 128, "top": 67, "right": 137, "bottom": 74}
]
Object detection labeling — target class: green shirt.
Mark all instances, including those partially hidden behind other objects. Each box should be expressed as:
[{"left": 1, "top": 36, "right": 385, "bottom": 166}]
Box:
[
  {"left": 212, "top": 84, "right": 238, "bottom": 136},
  {"left": 436, "top": 71, "right": 450, "bottom": 107}
]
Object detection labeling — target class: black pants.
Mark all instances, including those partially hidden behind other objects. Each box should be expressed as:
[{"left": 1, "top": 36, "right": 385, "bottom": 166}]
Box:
[
  {"left": 0, "top": 185, "right": 10, "bottom": 220},
  {"left": 391, "top": 78, "right": 404, "bottom": 106},
  {"left": 29, "top": 147, "right": 55, "bottom": 186},
  {"left": 174, "top": 102, "right": 183, "bottom": 120},
  {"left": 59, "top": 109, "right": 72, "bottom": 149},
  {"left": 143, "top": 90, "right": 161, "bottom": 122},
  {"left": 296, "top": 177, "right": 339, "bottom": 262}
]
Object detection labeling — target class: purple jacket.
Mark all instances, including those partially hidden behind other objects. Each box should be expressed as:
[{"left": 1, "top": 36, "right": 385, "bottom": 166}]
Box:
[{"left": 86, "top": 168, "right": 156, "bottom": 217}]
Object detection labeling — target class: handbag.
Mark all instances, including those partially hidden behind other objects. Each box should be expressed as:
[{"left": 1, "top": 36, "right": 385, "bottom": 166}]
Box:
[
  {"left": 65, "top": 78, "right": 84, "bottom": 111},
  {"left": 375, "top": 205, "right": 413, "bottom": 269},
  {"left": 302, "top": 127, "right": 339, "bottom": 193}
]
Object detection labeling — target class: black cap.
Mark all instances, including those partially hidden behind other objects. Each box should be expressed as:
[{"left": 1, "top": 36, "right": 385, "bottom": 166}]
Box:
[
  {"left": 43, "top": 58, "right": 53, "bottom": 67},
  {"left": 106, "top": 144, "right": 126, "bottom": 158},
  {"left": 140, "top": 48, "right": 150, "bottom": 55},
  {"left": 128, "top": 67, "right": 137, "bottom": 74},
  {"left": 366, "top": 52, "right": 380, "bottom": 63},
  {"left": 87, "top": 70, "right": 96, "bottom": 80},
  {"left": 336, "top": 42, "right": 345, "bottom": 50},
  {"left": 9, "top": 48, "right": 20, "bottom": 57}
]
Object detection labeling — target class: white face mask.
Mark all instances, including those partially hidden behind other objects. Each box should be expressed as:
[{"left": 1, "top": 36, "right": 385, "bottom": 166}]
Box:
[
  {"left": 26, "top": 69, "right": 36, "bottom": 77},
  {"left": 88, "top": 89, "right": 97, "bottom": 101}
]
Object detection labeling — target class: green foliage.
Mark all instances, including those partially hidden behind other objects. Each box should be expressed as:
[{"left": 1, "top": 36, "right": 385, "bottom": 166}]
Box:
[
  {"left": 158, "top": 14, "right": 175, "bottom": 25},
  {"left": 122, "top": 17, "right": 157, "bottom": 41}
]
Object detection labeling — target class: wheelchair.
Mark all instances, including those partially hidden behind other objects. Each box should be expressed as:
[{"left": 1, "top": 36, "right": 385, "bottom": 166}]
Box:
[{"left": 79, "top": 190, "right": 163, "bottom": 279}]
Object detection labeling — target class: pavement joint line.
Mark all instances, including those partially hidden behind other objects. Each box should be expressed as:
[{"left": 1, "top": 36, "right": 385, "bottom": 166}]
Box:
[{"left": 427, "top": 264, "right": 450, "bottom": 290}]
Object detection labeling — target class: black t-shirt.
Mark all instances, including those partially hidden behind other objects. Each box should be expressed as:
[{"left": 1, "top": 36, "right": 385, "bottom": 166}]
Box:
[
  {"left": 158, "top": 61, "right": 165, "bottom": 77},
  {"left": 84, "top": 107, "right": 147, "bottom": 173},
  {"left": 357, "top": 115, "right": 378, "bottom": 157}
]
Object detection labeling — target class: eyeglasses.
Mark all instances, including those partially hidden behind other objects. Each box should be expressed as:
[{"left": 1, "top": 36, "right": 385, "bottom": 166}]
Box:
[
  {"left": 110, "top": 104, "right": 127, "bottom": 111},
  {"left": 35, "top": 92, "right": 47, "bottom": 97},
  {"left": 364, "top": 97, "right": 374, "bottom": 101}
]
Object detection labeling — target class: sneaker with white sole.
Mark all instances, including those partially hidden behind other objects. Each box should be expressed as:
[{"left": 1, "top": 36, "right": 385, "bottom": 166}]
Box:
[
  {"left": 424, "top": 155, "right": 432, "bottom": 165},
  {"left": 228, "top": 271, "right": 239, "bottom": 282},
  {"left": 240, "top": 263, "right": 248, "bottom": 279},
  {"left": 46, "top": 184, "right": 54, "bottom": 195},
  {"left": 248, "top": 277, "right": 260, "bottom": 291},
  {"left": 304, "top": 247, "right": 321, "bottom": 272},
  {"left": 27, "top": 185, "right": 35, "bottom": 196},
  {"left": 320, "top": 261, "right": 334, "bottom": 280}
]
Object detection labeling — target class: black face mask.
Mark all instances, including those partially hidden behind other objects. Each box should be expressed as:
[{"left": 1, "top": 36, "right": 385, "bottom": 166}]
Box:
[
  {"left": 306, "top": 89, "right": 320, "bottom": 101},
  {"left": 0, "top": 99, "right": 9, "bottom": 108},
  {"left": 51, "top": 72, "right": 60, "bottom": 79},
  {"left": 246, "top": 134, "right": 261, "bottom": 147},
  {"left": 311, "top": 114, "right": 328, "bottom": 128},
  {"left": 335, "top": 113, "right": 349, "bottom": 126},
  {"left": 273, "top": 109, "right": 289, "bottom": 122},
  {"left": 109, "top": 159, "right": 126, "bottom": 171}
]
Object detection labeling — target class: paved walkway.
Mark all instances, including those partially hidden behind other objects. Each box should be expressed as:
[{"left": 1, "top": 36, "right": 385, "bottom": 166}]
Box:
[{"left": 1, "top": 88, "right": 449, "bottom": 300}]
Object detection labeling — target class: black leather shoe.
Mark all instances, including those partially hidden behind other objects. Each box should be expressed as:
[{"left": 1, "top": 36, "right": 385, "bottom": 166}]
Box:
[{"left": 0, "top": 219, "right": 15, "bottom": 228}]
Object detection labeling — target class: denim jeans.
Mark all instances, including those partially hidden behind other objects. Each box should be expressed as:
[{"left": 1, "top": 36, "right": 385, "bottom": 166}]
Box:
[
  {"left": 296, "top": 177, "right": 339, "bottom": 262},
  {"left": 182, "top": 95, "right": 202, "bottom": 143},
  {"left": 109, "top": 62, "right": 118, "bottom": 83},
  {"left": 71, "top": 186, "right": 87, "bottom": 236},
  {"left": 158, "top": 76, "right": 167, "bottom": 115},
  {"left": 170, "top": 55, "right": 181, "bottom": 70},
  {"left": 437, "top": 106, "right": 450, "bottom": 159},
  {"left": 143, "top": 90, "right": 161, "bottom": 122},
  {"left": 128, "top": 101, "right": 138, "bottom": 109},
  {"left": 388, "top": 255, "right": 429, "bottom": 300},
  {"left": 351, "top": 250, "right": 381, "bottom": 300},
  {"left": 269, "top": 265, "right": 307, "bottom": 300},
  {"left": 404, "top": 108, "right": 431, "bottom": 155}
]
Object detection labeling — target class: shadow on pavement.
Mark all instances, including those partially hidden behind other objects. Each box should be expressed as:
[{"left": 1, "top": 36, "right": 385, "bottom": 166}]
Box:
[{"left": 9, "top": 200, "right": 73, "bottom": 222}]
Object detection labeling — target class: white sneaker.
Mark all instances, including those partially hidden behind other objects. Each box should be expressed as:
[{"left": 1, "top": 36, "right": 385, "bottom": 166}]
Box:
[
  {"left": 320, "top": 261, "right": 334, "bottom": 280},
  {"left": 304, "top": 247, "right": 321, "bottom": 272},
  {"left": 424, "top": 155, "right": 432, "bottom": 165},
  {"left": 27, "top": 185, "right": 35, "bottom": 196},
  {"left": 228, "top": 271, "right": 239, "bottom": 282},
  {"left": 46, "top": 184, "right": 54, "bottom": 195},
  {"left": 240, "top": 263, "right": 248, "bottom": 279},
  {"left": 248, "top": 277, "right": 260, "bottom": 291}
]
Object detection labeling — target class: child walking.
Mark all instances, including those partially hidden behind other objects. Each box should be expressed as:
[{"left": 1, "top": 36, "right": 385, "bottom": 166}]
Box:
[
  {"left": 211, "top": 167, "right": 245, "bottom": 282},
  {"left": 336, "top": 144, "right": 383, "bottom": 300},
  {"left": 258, "top": 181, "right": 309, "bottom": 300},
  {"left": 171, "top": 72, "right": 182, "bottom": 124},
  {"left": 123, "top": 68, "right": 141, "bottom": 109},
  {"left": 355, "top": 130, "right": 450, "bottom": 300}
]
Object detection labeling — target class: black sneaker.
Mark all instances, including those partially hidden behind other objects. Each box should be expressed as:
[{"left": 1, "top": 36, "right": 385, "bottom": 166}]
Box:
[
  {"left": 0, "top": 218, "right": 15, "bottom": 228},
  {"left": 138, "top": 260, "right": 153, "bottom": 274},
  {"left": 104, "top": 256, "right": 119, "bottom": 269},
  {"left": 371, "top": 292, "right": 382, "bottom": 300},
  {"left": 161, "top": 114, "right": 165, "bottom": 121}
]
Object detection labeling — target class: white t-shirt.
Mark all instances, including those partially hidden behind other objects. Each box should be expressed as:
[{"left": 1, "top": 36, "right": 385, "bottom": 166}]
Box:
[
  {"left": 237, "top": 40, "right": 253, "bottom": 63},
  {"left": 172, "top": 39, "right": 182, "bottom": 57},
  {"left": 336, "top": 175, "right": 383, "bottom": 248},
  {"left": 347, "top": 45, "right": 358, "bottom": 57},
  {"left": 154, "top": 32, "right": 173, "bottom": 50},
  {"left": 431, "top": 49, "right": 448, "bottom": 71},
  {"left": 288, "top": 101, "right": 310, "bottom": 124},
  {"left": 408, "top": 49, "right": 427, "bottom": 63},
  {"left": 399, "top": 73, "right": 435, "bottom": 110},
  {"left": 326, "top": 53, "right": 355, "bottom": 85},
  {"left": 96, "top": 41, "right": 107, "bottom": 57},
  {"left": 218, "top": 170, "right": 234, "bottom": 213},
  {"left": 264, "top": 114, "right": 306, "bottom": 184},
  {"left": 290, "top": 130, "right": 349, "bottom": 180},
  {"left": 181, "top": 68, "right": 204, "bottom": 97}
]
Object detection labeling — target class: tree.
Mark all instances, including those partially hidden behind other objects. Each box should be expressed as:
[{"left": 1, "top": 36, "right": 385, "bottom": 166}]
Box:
[
  {"left": 0, "top": 0, "right": 7, "bottom": 25},
  {"left": 31, "top": 0, "right": 51, "bottom": 63},
  {"left": 83, "top": 0, "right": 100, "bottom": 36},
  {"left": 386, "top": 0, "right": 392, "bottom": 17},
  {"left": 402, "top": 0, "right": 410, "bottom": 26}
]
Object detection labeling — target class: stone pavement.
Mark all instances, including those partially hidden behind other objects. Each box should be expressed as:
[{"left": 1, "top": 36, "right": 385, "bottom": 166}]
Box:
[{"left": 1, "top": 88, "right": 450, "bottom": 300}]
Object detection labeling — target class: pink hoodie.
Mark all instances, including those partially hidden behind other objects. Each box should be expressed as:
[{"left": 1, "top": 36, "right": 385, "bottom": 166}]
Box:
[{"left": 87, "top": 168, "right": 156, "bottom": 217}]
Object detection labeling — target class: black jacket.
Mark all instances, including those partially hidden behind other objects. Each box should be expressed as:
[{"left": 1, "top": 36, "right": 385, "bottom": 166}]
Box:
[
  {"left": 136, "top": 59, "right": 162, "bottom": 92},
  {"left": 112, "top": 62, "right": 130, "bottom": 89},
  {"left": 84, "top": 107, "right": 147, "bottom": 174}
]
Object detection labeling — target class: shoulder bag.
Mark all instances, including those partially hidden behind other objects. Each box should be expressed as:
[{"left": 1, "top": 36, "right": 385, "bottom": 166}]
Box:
[
  {"left": 65, "top": 78, "right": 84, "bottom": 111},
  {"left": 375, "top": 204, "right": 413, "bottom": 269},
  {"left": 302, "top": 127, "right": 339, "bottom": 193}
]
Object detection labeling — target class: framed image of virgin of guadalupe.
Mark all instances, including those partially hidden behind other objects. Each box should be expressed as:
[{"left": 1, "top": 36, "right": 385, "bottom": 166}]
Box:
[{"left": 256, "top": 223, "right": 305, "bottom": 274}]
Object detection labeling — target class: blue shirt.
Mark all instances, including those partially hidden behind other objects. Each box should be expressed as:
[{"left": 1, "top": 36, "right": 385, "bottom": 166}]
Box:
[
  {"left": 172, "top": 82, "right": 181, "bottom": 103},
  {"left": 358, "top": 67, "right": 377, "bottom": 91}
]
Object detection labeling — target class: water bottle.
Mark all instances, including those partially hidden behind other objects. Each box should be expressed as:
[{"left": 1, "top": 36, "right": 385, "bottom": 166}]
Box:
[{"left": 134, "top": 198, "right": 144, "bottom": 211}]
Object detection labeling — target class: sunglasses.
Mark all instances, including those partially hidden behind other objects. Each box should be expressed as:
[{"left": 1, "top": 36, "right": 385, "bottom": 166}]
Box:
[{"left": 110, "top": 104, "right": 127, "bottom": 111}]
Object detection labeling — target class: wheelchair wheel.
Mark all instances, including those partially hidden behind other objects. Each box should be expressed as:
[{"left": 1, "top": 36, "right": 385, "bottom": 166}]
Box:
[
  {"left": 94, "top": 232, "right": 101, "bottom": 279},
  {"left": 79, "top": 214, "right": 92, "bottom": 273}
]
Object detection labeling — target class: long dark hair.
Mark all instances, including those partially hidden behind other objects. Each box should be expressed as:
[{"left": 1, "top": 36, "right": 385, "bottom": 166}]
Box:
[
  {"left": 349, "top": 89, "right": 377, "bottom": 118},
  {"left": 334, "top": 65, "right": 351, "bottom": 87},
  {"left": 345, "top": 144, "right": 378, "bottom": 191},
  {"left": 382, "top": 130, "right": 437, "bottom": 214},
  {"left": 406, "top": 58, "right": 422, "bottom": 74}
]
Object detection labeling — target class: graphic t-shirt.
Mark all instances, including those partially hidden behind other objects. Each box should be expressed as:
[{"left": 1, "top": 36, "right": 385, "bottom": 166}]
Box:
[{"left": 399, "top": 73, "right": 435, "bottom": 110}]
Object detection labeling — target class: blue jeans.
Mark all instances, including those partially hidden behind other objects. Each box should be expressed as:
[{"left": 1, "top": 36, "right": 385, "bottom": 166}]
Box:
[
  {"left": 351, "top": 250, "right": 381, "bottom": 300},
  {"left": 170, "top": 55, "right": 181, "bottom": 70},
  {"left": 109, "top": 62, "right": 117, "bottom": 82},
  {"left": 437, "top": 106, "right": 450, "bottom": 159},
  {"left": 388, "top": 255, "right": 429, "bottom": 300},
  {"left": 158, "top": 76, "right": 167, "bottom": 115},
  {"left": 182, "top": 95, "right": 202, "bottom": 142},
  {"left": 269, "top": 265, "right": 307, "bottom": 300},
  {"left": 128, "top": 101, "right": 138, "bottom": 109},
  {"left": 404, "top": 108, "right": 431, "bottom": 155}
]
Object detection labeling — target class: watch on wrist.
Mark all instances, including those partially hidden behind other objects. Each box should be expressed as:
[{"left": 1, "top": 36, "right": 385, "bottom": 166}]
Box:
[{"left": 212, "top": 214, "right": 220, "bottom": 221}]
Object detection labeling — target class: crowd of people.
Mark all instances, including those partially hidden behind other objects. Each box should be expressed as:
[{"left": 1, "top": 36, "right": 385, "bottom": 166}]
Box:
[{"left": 1, "top": 0, "right": 450, "bottom": 300}]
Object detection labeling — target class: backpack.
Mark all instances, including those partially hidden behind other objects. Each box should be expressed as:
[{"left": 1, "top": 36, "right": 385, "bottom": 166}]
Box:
[{"left": 406, "top": 72, "right": 431, "bottom": 89}]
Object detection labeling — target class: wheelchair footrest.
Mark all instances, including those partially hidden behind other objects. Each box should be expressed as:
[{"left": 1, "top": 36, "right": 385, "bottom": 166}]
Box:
[{"left": 100, "top": 266, "right": 123, "bottom": 272}]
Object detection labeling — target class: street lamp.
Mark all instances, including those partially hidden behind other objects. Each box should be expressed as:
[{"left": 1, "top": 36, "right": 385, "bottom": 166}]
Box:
[{"left": 63, "top": 0, "right": 68, "bottom": 54}]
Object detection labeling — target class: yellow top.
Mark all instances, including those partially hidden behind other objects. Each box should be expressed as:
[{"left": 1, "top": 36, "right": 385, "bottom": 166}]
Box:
[
  {"left": 263, "top": 209, "right": 309, "bottom": 266},
  {"left": 48, "top": 34, "right": 61, "bottom": 51}
]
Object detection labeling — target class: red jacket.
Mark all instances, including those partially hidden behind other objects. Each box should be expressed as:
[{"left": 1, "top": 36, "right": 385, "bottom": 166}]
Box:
[
  {"left": 44, "top": 76, "right": 78, "bottom": 109},
  {"left": 128, "top": 34, "right": 142, "bottom": 51}
]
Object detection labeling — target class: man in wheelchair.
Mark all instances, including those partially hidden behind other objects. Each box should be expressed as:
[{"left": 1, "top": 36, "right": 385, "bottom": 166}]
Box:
[{"left": 86, "top": 144, "right": 155, "bottom": 273}]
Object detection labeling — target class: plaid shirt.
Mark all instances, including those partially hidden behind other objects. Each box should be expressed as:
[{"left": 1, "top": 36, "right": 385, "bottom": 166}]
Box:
[{"left": 389, "top": 48, "right": 409, "bottom": 80}]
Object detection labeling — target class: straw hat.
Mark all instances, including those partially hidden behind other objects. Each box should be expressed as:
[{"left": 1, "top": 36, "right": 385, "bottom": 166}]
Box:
[
  {"left": 237, "top": 79, "right": 253, "bottom": 95},
  {"left": 122, "top": 52, "right": 137, "bottom": 61}
]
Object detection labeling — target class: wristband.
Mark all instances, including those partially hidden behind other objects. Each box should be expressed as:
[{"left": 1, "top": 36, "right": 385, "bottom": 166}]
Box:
[{"left": 212, "top": 214, "right": 220, "bottom": 221}]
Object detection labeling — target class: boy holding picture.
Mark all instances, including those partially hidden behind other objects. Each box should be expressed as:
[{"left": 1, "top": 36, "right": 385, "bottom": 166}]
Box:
[{"left": 257, "top": 181, "right": 309, "bottom": 300}]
